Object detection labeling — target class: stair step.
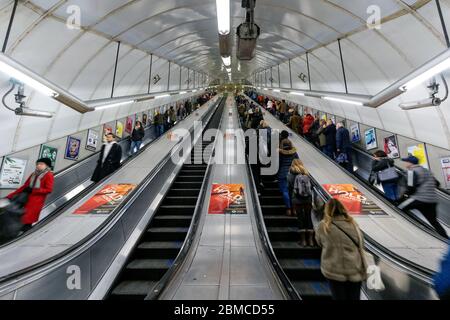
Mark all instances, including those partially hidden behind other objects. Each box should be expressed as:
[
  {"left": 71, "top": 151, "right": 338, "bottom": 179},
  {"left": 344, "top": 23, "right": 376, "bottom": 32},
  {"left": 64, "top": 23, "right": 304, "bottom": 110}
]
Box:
[
  {"left": 162, "top": 196, "right": 199, "bottom": 206},
  {"left": 145, "top": 227, "right": 189, "bottom": 241},
  {"left": 271, "top": 241, "right": 321, "bottom": 259},
  {"left": 168, "top": 189, "right": 201, "bottom": 197},
  {"left": 158, "top": 205, "right": 196, "bottom": 215},
  {"left": 292, "top": 281, "right": 332, "bottom": 300},
  {"left": 110, "top": 281, "right": 157, "bottom": 300},
  {"left": 152, "top": 215, "right": 193, "bottom": 227}
]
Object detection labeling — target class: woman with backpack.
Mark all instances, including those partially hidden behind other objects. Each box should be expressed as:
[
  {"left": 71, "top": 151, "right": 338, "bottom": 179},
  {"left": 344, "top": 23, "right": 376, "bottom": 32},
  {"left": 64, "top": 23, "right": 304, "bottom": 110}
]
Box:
[
  {"left": 316, "top": 198, "right": 368, "bottom": 300},
  {"left": 369, "top": 150, "right": 400, "bottom": 202},
  {"left": 287, "top": 159, "right": 314, "bottom": 247}
]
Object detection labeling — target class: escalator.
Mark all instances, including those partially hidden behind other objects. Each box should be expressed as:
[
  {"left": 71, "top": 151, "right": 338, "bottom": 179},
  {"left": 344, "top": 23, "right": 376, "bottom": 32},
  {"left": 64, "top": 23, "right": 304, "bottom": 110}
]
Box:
[
  {"left": 107, "top": 99, "right": 224, "bottom": 300},
  {"left": 257, "top": 174, "right": 332, "bottom": 300}
]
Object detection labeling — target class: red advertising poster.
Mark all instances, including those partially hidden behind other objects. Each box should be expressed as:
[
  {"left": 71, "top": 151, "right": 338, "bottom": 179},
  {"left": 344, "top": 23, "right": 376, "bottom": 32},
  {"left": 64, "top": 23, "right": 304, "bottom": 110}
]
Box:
[
  {"left": 73, "top": 184, "right": 136, "bottom": 215},
  {"left": 208, "top": 184, "right": 247, "bottom": 214},
  {"left": 322, "top": 184, "right": 387, "bottom": 216}
]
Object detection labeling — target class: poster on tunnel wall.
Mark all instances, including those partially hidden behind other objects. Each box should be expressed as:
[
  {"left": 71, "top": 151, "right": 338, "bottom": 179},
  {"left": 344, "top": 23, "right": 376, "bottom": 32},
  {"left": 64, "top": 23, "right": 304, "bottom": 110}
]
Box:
[
  {"left": 0, "top": 157, "right": 27, "bottom": 189},
  {"left": 322, "top": 184, "right": 387, "bottom": 216},
  {"left": 208, "top": 184, "right": 247, "bottom": 214},
  {"left": 73, "top": 184, "right": 136, "bottom": 215},
  {"left": 407, "top": 143, "right": 429, "bottom": 169}
]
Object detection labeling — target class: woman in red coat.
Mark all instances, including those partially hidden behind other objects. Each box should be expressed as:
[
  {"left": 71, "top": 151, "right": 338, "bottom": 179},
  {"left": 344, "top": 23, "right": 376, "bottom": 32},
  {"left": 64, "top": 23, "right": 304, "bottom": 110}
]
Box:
[{"left": 7, "top": 158, "right": 54, "bottom": 231}]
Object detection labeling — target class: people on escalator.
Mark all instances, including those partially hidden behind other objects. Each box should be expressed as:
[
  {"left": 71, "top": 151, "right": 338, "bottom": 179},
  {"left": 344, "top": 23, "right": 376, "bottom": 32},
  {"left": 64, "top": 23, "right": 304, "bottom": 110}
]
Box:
[
  {"left": 302, "top": 113, "right": 315, "bottom": 142},
  {"left": 398, "top": 156, "right": 448, "bottom": 239},
  {"left": 277, "top": 131, "right": 299, "bottom": 216},
  {"left": 5, "top": 158, "right": 54, "bottom": 233},
  {"left": 91, "top": 133, "right": 123, "bottom": 183},
  {"left": 434, "top": 242, "right": 450, "bottom": 300},
  {"left": 310, "top": 115, "right": 321, "bottom": 146},
  {"left": 369, "top": 150, "right": 400, "bottom": 202},
  {"left": 287, "top": 110, "right": 302, "bottom": 135},
  {"left": 168, "top": 106, "right": 177, "bottom": 128},
  {"left": 336, "top": 122, "right": 353, "bottom": 173},
  {"left": 258, "top": 120, "right": 272, "bottom": 158},
  {"left": 129, "top": 121, "right": 145, "bottom": 156},
  {"left": 316, "top": 119, "right": 327, "bottom": 152},
  {"left": 250, "top": 108, "right": 263, "bottom": 129},
  {"left": 278, "top": 100, "right": 288, "bottom": 123},
  {"left": 322, "top": 120, "right": 337, "bottom": 159},
  {"left": 287, "top": 159, "right": 314, "bottom": 247},
  {"left": 154, "top": 111, "right": 165, "bottom": 137},
  {"left": 316, "top": 198, "right": 368, "bottom": 300}
]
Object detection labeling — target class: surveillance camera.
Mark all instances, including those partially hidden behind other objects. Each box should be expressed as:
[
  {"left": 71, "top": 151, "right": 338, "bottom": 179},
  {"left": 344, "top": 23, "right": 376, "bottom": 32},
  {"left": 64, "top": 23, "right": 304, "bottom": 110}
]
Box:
[{"left": 399, "top": 97, "right": 441, "bottom": 110}]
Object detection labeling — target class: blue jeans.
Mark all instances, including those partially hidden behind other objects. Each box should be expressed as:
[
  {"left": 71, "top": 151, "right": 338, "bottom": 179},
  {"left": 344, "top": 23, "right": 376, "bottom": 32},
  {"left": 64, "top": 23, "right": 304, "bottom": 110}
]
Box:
[
  {"left": 130, "top": 140, "right": 142, "bottom": 155},
  {"left": 156, "top": 125, "right": 165, "bottom": 137},
  {"left": 278, "top": 178, "right": 291, "bottom": 209},
  {"left": 324, "top": 145, "right": 335, "bottom": 159},
  {"left": 382, "top": 181, "right": 399, "bottom": 201}
]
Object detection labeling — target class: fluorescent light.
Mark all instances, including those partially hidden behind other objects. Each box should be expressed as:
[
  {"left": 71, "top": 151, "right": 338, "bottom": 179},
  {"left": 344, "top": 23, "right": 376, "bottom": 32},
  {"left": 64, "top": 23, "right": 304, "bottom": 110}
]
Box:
[
  {"left": 290, "top": 91, "right": 305, "bottom": 96},
  {"left": 222, "top": 56, "right": 231, "bottom": 67},
  {"left": 95, "top": 100, "right": 135, "bottom": 110},
  {"left": 216, "top": 0, "right": 230, "bottom": 35},
  {"left": 0, "top": 60, "right": 58, "bottom": 97},
  {"left": 179, "top": 91, "right": 187, "bottom": 94},
  {"left": 155, "top": 94, "right": 170, "bottom": 99},
  {"left": 192, "top": 90, "right": 198, "bottom": 92},
  {"left": 400, "top": 57, "right": 450, "bottom": 91},
  {"left": 257, "top": 87, "right": 261, "bottom": 90},
  {"left": 323, "top": 96, "right": 363, "bottom": 106},
  {"left": 273, "top": 89, "right": 281, "bottom": 92}
]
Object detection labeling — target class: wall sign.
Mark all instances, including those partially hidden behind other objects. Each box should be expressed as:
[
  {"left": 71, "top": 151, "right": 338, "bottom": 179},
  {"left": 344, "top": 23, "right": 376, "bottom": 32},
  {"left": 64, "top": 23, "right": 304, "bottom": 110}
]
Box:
[
  {"left": 86, "top": 129, "right": 99, "bottom": 152},
  {"left": 365, "top": 128, "right": 377, "bottom": 150},
  {"left": 350, "top": 124, "right": 361, "bottom": 143},
  {"left": 384, "top": 135, "right": 399, "bottom": 159},
  {"left": 39, "top": 145, "right": 58, "bottom": 170},
  {"left": 440, "top": 157, "right": 450, "bottom": 189},
  {"left": 208, "top": 184, "right": 247, "bottom": 214},
  {"left": 116, "top": 121, "right": 124, "bottom": 139},
  {"left": 408, "top": 143, "right": 429, "bottom": 169},
  {"left": 125, "top": 116, "right": 133, "bottom": 134},
  {"left": 0, "top": 157, "right": 27, "bottom": 189},
  {"left": 64, "top": 136, "right": 81, "bottom": 161}
]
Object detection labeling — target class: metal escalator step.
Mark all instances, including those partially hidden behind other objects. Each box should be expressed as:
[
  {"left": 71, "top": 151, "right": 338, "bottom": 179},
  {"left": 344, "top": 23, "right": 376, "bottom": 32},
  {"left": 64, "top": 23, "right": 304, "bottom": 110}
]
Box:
[
  {"left": 110, "top": 280, "right": 158, "bottom": 299},
  {"left": 292, "top": 281, "right": 332, "bottom": 300},
  {"left": 146, "top": 227, "right": 189, "bottom": 241},
  {"left": 168, "top": 189, "right": 201, "bottom": 196},
  {"left": 176, "top": 176, "right": 205, "bottom": 182},
  {"left": 260, "top": 205, "right": 287, "bottom": 215},
  {"left": 264, "top": 215, "right": 297, "bottom": 227},
  {"left": 279, "top": 258, "right": 323, "bottom": 280},
  {"left": 152, "top": 215, "right": 193, "bottom": 227},
  {"left": 158, "top": 205, "right": 196, "bottom": 215},
  {"left": 271, "top": 241, "right": 322, "bottom": 259},
  {"left": 162, "top": 196, "right": 199, "bottom": 206},
  {"left": 127, "top": 258, "right": 173, "bottom": 270},
  {"left": 138, "top": 241, "right": 183, "bottom": 250}
]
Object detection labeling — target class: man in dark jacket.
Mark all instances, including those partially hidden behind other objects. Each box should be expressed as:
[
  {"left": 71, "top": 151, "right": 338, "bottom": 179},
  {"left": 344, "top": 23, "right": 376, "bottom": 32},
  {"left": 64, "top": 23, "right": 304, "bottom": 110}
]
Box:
[
  {"left": 91, "top": 133, "right": 122, "bottom": 183},
  {"left": 130, "top": 121, "right": 145, "bottom": 155},
  {"left": 336, "top": 122, "right": 353, "bottom": 172},
  {"left": 323, "top": 120, "right": 337, "bottom": 159}
]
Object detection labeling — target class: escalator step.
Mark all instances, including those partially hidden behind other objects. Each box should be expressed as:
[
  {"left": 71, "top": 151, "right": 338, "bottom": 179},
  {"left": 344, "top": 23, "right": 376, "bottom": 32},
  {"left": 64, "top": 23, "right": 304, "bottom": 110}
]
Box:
[
  {"left": 153, "top": 215, "right": 193, "bottom": 227},
  {"left": 176, "top": 176, "right": 205, "bottom": 182},
  {"left": 172, "top": 182, "right": 203, "bottom": 189},
  {"left": 110, "top": 280, "right": 158, "bottom": 300},
  {"left": 279, "top": 259, "right": 323, "bottom": 280},
  {"left": 135, "top": 241, "right": 183, "bottom": 258},
  {"left": 266, "top": 227, "right": 301, "bottom": 241},
  {"left": 146, "top": 227, "right": 189, "bottom": 241},
  {"left": 271, "top": 242, "right": 322, "bottom": 259},
  {"left": 260, "top": 205, "right": 287, "bottom": 215},
  {"left": 259, "top": 196, "right": 284, "bottom": 205},
  {"left": 291, "top": 281, "right": 332, "bottom": 300},
  {"left": 178, "top": 170, "right": 206, "bottom": 175},
  {"left": 162, "top": 196, "right": 199, "bottom": 206},
  {"left": 124, "top": 259, "right": 173, "bottom": 280},
  {"left": 158, "top": 205, "right": 196, "bottom": 215},
  {"left": 168, "top": 189, "right": 201, "bottom": 196},
  {"left": 264, "top": 215, "right": 297, "bottom": 227}
]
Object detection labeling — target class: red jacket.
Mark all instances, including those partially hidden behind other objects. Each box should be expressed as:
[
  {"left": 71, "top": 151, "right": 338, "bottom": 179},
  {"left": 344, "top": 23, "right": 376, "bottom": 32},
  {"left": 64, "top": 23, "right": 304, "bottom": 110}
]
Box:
[
  {"left": 7, "top": 171, "right": 54, "bottom": 224},
  {"left": 303, "top": 115, "right": 315, "bottom": 134}
]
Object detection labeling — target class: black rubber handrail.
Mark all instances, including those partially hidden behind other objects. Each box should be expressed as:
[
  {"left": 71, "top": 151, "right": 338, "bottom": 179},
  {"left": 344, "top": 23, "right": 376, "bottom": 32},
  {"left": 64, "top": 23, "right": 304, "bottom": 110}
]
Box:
[
  {"left": 0, "top": 97, "right": 220, "bottom": 284},
  {"left": 144, "top": 96, "right": 227, "bottom": 300}
]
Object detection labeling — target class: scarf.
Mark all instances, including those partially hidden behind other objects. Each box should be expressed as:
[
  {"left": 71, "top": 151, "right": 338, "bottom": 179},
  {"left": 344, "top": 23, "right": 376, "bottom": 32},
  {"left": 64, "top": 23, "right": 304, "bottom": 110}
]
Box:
[{"left": 30, "top": 168, "right": 51, "bottom": 189}]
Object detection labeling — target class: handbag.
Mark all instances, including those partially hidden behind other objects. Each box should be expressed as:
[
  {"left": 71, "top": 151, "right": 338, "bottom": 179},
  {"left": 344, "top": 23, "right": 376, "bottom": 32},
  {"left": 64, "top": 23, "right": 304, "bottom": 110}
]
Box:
[
  {"left": 332, "top": 222, "right": 385, "bottom": 292},
  {"left": 377, "top": 162, "right": 399, "bottom": 183}
]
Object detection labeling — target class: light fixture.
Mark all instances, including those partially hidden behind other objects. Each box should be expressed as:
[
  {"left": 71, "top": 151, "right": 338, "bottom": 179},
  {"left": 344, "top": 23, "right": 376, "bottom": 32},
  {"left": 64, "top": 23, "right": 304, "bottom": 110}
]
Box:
[
  {"left": 400, "top": 56, "right": 450, "bottom": 92},
  {"left": 179, "top": 91, "right": 187, "bottom": 94},
  {"left": 155, "top": 94, "right": 170, "bottom": 99},
  {"left": 192, "top": 90, "right": 198, "bottom": 93},
  {"left": 222, "top": 56, "right": 231, "bottom": 67},
  {"left": 289, "top": 91, "right": 305, "bottom": 96},
  {"left": 95, "top": 100, "right": 136, "bottom": 111},
  {"left": 0, "top": 59, "right": 58, "bottom": 97},
  {"left": 216, "top": 0, "right": 230, "bottom": 35},
  {"left": 323, "top": 96, "right": 363, "bottom": 106},
  {"left": 273, "top": 89, "right": 281, "bottom": 92}
]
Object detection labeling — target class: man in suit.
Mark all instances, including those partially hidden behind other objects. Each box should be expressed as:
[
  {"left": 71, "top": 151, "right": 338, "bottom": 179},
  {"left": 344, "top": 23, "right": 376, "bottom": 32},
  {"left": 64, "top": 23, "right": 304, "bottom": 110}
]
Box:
[{"left": 91, "top": 133, "right": 123, "bottom": 183}]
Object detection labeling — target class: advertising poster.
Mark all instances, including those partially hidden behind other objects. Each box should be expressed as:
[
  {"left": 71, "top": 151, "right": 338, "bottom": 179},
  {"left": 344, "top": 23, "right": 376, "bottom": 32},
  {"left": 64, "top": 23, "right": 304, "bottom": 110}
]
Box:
[
  {"left": 116, "top": 121, "right": 124, "bottom": 139},
  {"left": 64, "top": 136, "right": 81, "bottom": 161},
  {"left": 73, "top": 184, "right": 137, "bottom": 215},
  {"left": 440, "top": 157, "right": 450, "bottom": 189},
  {"left": 322, "top": 184, "right": 387, "bottom": 216},
  {"left": 350, "top": 124, "right": 361, "bottom": 143},
  {"left": 143, "top": 113, "right": 148, "bottom": 127},
  {"left": 39, "top": 145, "right": 57, "bottom": 170},
  {"left": 86, "top": 129, "right": 99, "bottom": 152},
  {"left": 208, "top": 184, "right": 247, "bottom": 214},
  {"left": 125, "top": 116, "right": 134, "bottom": 134},
  {"left": 384, "top": 135, "right": 400, "bottom": 159},
  {"left": 407, "top": 143, "right": 429, "bottom": 169},
  {"left": 0, "top": 157, "right": 27, "bottom": 189},
  {"left": 365, "top": 128, "right": 377, "bottom": 150},
  {"left": 103, "top": 123, "right": 114, "bottom": 142}
]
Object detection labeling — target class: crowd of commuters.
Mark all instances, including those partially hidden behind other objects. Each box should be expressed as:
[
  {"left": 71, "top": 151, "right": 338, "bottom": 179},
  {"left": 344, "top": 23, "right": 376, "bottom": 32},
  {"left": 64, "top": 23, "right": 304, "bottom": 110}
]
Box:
[
  {"left": 0, "top": 92, "right": 216, "bottom": 240},
  {"left": 239, "top": 91, "right": 449, "bottom": 300}
]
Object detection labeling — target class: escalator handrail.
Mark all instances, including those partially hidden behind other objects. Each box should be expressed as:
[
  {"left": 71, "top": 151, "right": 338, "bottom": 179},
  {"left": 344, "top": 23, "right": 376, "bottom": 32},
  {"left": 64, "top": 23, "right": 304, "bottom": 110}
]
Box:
[
  {"left": 235, "top": 98, "right": 301, "bottom": 300},
  {"left": 244, "top": 93, "right": 437, "bottom": 281},
  {"left": 144, "top": 97, "right": 227, "bottom": 300},
  {"left": 0, "top": 97, "right": 221, "bottom": 286}
]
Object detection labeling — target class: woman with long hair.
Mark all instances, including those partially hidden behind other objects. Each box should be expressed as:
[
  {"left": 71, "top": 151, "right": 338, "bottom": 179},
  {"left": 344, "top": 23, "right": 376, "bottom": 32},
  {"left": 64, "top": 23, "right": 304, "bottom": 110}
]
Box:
[
  {"left": 287, "top": 159, "right": 314, "bottom": 246},
  {"left": 316, "top": 198, "right": 368, "bottom": 300}
]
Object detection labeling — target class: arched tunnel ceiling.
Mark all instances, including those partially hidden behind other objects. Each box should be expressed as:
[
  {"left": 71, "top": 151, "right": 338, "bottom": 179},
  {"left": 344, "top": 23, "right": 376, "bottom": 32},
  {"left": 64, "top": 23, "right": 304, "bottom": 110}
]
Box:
[{"left": 21, "top": 0, "right": 436, "bottom": 81}]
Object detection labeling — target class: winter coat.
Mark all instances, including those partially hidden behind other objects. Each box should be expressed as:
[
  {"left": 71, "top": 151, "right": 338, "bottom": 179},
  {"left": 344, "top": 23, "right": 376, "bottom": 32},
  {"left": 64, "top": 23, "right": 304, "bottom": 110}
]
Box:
[
  {"left": 316, "top": 126, "right": 327, "bottom": 147},
  {"left": 303, "top": 115, "right": 315, "bottom": 135},
  {"left": 323, "top": 124, "right": 337, "bottom": 148},
  {"left": 131, "top": 127, "right": 145, "bottom": 142},
  {"left": 277, "top": 144, "right": 299, "bottom": 180},
  {"left": 154, "top": 113, "right": 164, "bottom": 125},
  {"left": 406, "top": 165, "right": 438, "bottom": 203},
  {"left": 315, "top": 216, "right": 368, "bottom": 282},
  {"left": 91, "top": 143, "right": 122, "bottom": 183},
  {"left": 336, "top": 127, "right": 352, "bottom": 152},
  {"left": 288, "top": 115, "right": 302, "bottom": 134},
  {"left": 434, "top": 241, "right": 450, "bottom": 299},
  {"left": 279, "top": 102, "right": 288, "bottom": 114},
  {"left": 7, "top": 170, "right": 54, "bottom": 224}
]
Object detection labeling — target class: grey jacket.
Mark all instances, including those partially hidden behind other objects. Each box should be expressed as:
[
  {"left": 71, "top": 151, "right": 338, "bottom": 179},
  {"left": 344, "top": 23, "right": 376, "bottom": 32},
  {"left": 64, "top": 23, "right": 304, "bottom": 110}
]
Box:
[
  {"left": 315, "top": 216, "right": 368, "bottom": 282},
  {"left": 407, "top": 165, "right": 437, "bottom": 203}
]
